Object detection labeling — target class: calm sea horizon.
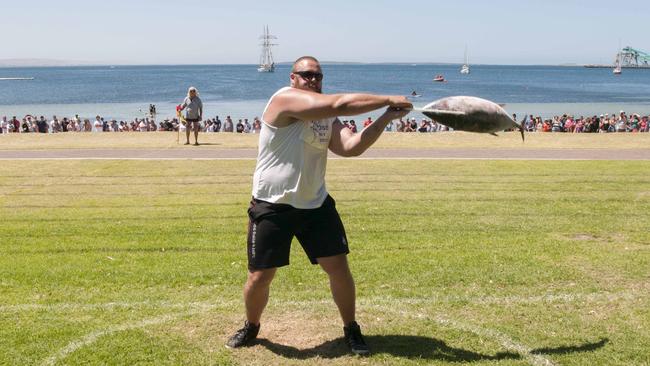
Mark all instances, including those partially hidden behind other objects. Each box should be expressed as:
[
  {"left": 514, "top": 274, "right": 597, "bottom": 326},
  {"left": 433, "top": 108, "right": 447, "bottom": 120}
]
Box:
[{"left": 2, "top": 64, "right": 649, "bottom": 120}]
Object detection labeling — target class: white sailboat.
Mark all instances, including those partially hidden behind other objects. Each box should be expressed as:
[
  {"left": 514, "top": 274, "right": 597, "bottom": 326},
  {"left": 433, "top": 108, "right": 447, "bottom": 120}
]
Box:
[
  {"left": 257, "top": 25, "right": 277, "bottom": 73},
  {"left": 613, "top": 40, "right": 622, "bottom": 75},
  {"left": 460, "top": 45, "right": 470, "bottom": 74},
  {"left": 613, "top": 53, "right": 622, "bottom": 75}
]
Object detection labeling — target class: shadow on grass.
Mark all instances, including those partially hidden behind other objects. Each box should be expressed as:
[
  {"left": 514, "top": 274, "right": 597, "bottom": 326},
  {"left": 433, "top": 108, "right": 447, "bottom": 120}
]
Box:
[
  {"left": 531, "top": 337, "right": 609, "bottom": 355},
  {"left": 256, "top": 335, "right": 609, "bottom": 362}
]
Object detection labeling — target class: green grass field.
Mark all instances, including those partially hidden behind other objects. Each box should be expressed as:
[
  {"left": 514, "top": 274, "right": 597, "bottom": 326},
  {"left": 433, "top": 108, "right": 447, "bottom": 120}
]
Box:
[{"left": 1, "top": 151, "right": 649, "bottom": 364}]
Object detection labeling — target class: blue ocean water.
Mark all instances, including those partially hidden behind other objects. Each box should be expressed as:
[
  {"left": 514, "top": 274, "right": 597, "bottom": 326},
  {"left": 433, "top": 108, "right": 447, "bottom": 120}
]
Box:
[{"left": 1, "top": 64, "right": 650, "bottom": 119}]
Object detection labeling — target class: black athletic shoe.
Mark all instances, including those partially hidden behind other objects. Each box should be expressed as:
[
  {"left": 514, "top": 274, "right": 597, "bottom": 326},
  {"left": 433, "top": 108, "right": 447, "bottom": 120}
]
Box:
[
  {"left": 225, "top": 321, "right": 260, "bottom": 348},
  {"left": 343, "top": 321, "right": 370, "bottom": 355}
]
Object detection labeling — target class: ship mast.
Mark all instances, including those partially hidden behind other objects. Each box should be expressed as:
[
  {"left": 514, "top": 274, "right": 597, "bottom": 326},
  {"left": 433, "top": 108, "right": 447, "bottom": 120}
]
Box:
[{"left": 258, "top": 25, "right": 277, "bottom": 72}]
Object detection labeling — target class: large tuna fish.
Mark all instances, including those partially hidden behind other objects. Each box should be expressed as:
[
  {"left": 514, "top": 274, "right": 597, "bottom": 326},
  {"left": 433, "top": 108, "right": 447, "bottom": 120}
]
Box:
[{"left": 416, "top": 96, "right": 524, "bottom": 141}]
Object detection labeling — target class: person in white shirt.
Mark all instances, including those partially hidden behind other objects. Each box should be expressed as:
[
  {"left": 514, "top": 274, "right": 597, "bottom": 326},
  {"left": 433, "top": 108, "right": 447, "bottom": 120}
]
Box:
[
  {"left": 178, "top": 86, "right": 203, "bottom": 145},
  {"left": 138, "top": 119, "right": 147, "bottom": 132},
  {"left": 93, "top": 116, "right": 102, "bottom": 132},
  {"left": 225, "top": 56, "right": 411, "bottom": 355}
]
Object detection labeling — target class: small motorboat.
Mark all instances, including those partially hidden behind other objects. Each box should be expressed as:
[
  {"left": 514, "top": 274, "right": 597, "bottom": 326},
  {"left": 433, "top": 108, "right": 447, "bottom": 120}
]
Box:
[{"left": 433, "top": 74, "right": 446, "bottom": 82}]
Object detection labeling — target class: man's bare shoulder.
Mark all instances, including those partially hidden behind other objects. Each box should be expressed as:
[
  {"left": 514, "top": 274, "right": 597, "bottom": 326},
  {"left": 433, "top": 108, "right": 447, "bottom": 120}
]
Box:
[{"left": 264, "top": 88, "right": 314, "bottom": 126}]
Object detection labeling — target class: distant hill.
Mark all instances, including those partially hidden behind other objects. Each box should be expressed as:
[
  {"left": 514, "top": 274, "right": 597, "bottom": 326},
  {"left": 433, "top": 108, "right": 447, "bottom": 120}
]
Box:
[{"left": 0, "top": 58, "right": 96, "bottom": 67}]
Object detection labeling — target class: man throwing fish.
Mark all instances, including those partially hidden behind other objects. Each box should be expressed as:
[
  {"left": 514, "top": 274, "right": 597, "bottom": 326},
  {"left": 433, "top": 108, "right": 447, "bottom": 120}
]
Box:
[{"left": 225, "top": 56, "right": 411, "bottom": 355}]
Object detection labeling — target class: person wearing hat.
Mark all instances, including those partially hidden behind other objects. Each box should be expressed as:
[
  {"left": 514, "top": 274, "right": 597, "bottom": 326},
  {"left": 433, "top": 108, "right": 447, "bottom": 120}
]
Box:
[
  {"left": 599, "top": 114, "right": 609, "bottom": 133},
  {"left": 178, "top": 86, "right": 203, "bottom": 145}
]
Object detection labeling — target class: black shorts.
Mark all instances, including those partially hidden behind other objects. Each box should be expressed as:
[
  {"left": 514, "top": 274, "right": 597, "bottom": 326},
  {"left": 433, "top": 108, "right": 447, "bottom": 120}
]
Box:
[
  {"left": 247, "top": 195, "right": 349, "bottom": 270},
  {"left": 185, "top": 119, "right": 200, "bottom": 130}
]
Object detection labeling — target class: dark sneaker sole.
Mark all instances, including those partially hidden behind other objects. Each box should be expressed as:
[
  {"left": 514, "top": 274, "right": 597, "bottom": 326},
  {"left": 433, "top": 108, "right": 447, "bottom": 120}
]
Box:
[
  {"left": 351, "top": 348, "right": 370, "bottom": 356},
  {"left": 224, "top": 340, "right": 257, "bottom": 349}
]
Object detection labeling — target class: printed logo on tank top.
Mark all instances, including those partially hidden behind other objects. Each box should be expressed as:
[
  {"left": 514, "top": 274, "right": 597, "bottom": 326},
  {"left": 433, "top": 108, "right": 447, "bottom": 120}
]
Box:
[{"left": 307, "top": 120, "right": 330, "bottom": 145}]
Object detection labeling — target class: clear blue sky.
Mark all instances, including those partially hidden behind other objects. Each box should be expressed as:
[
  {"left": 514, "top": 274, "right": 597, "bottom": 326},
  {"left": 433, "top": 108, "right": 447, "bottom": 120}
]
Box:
[{"left": 4, "top": 0, "right": 648, "bottom": 65}]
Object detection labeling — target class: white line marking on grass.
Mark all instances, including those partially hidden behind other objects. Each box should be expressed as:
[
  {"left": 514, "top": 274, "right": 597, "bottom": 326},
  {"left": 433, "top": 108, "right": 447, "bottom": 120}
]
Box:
[
  {"left": 0, "top": 300, "right": 233, "bottom": 313},
  {"left": 36, "top": 299, "right": 557, "bottom": 366},
  {"left": 362, "top": 302, "right": 556, "bottom": 366},
  {"left": 433, "top": 315, "right": 556, "bottom": 366},
  {"left": 40, "top": 308, "right": 210, "bottom": 366},
  {"left": 367, "top": 291, "right": 641, "bottom": 306},
  {"left": 3, "top": 290, "right": 640, "bottom": 313}
]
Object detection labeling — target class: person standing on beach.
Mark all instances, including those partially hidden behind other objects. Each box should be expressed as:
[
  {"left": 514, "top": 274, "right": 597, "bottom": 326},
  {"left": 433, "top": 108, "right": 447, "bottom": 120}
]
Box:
[
  {"left": 224, "top": 116, "right": 234, "bottom": 132},
  {"left": 225, "top": 56, "right": 411, "bottom": 355},
  {"left": 214, "top": 116, "right": 222, "bottom": 132},
  {"left": 178, "top": 86, "right": 203, "bottom": 145}
]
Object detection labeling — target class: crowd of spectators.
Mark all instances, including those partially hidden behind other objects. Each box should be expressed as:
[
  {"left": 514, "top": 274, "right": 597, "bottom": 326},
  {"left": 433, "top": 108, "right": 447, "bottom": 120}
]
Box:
[
  {"left": 517, "top": 111, "right": 649, "bottom": 133},
  {"left": 1, "top": 110, "right": 648, "bottom": 134},
  {"left": 0, "top": 114, "right": 264, "bottom": 134}
]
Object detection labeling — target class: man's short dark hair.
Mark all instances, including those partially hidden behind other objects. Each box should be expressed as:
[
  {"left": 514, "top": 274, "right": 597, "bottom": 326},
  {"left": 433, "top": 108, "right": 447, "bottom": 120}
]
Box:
[{"left": 292, "top": 56, "right": 320, "bottom": 72}]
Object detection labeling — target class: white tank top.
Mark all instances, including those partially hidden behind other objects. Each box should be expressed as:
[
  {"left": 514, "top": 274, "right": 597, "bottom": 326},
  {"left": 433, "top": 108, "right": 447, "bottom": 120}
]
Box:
[{"left": 252, "top": 87, "right": 335, "bottom": 209}]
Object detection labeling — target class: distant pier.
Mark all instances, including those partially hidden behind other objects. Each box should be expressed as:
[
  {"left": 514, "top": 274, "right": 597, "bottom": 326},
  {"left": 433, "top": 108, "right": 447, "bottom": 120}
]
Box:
[
  {"left": 585, "top": 46, "right": 650, "bottom": 69},
  {"left": 584, "top": 65, "right": 650, "bottom": 69}
]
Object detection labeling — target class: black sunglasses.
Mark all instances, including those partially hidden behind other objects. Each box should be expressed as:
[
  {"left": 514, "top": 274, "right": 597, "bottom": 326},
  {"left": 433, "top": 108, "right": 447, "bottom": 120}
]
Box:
[{"left": 293, "top": 71, "right": 323, "bottom": 81}]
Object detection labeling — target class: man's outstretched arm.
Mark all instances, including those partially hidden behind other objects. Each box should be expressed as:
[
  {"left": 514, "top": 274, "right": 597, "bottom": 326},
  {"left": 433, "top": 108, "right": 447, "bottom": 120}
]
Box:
[
  {"left": 329, "top": 107, "right": 410, "bottom": 157},
  {"left": 266, "top": 89, "right": 411, "bottom": 126}
]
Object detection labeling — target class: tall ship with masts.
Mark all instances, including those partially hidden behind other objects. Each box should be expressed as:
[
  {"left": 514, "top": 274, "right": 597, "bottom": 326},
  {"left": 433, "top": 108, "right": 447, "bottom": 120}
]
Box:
[{"left": 258, "top": 25, "right": 277, "bottom": 73}]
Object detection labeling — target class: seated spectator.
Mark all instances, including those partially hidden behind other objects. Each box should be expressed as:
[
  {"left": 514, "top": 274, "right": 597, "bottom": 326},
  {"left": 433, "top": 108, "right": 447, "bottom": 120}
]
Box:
[
  {"left": 564, "top": 117, "right": 575, "bottom": 132},
  {"left": 629, "top": 114, "right": 640, "bottom": 132},
  {"left": 253, "top": 117, "right": 262, "bottom": 133},
  {"left": 404, "top": 117, "right": 417, "bottom": 132},
  {"left": 551, "top": 117, "right": 563, "bottom": 132},
  {"left": 206, "top": 120, "right": 215, "bottom": 132},
  {"left": 348, "top": 120, "right": 358, "bottom": 133},
  {"left": 396, "top": 118, "right": 405, "bottom": 132},
  {"left": 418, "top": 119, "right": 429, "bottom": 133},
  {"left": 599, "top": 115, "right": 610, "bottom": 133},
  {"left": 138, "top": 119, "right": 147, "bottom": 132}
]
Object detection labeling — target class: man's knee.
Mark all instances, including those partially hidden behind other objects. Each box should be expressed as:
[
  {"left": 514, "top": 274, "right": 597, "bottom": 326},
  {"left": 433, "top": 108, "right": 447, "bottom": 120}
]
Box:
[
  {"left": 318, "top": 254, "right": 351, "bottom": 277},
  {"left": 247, "top": 269, "right": 276, "bottom": 288}
]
